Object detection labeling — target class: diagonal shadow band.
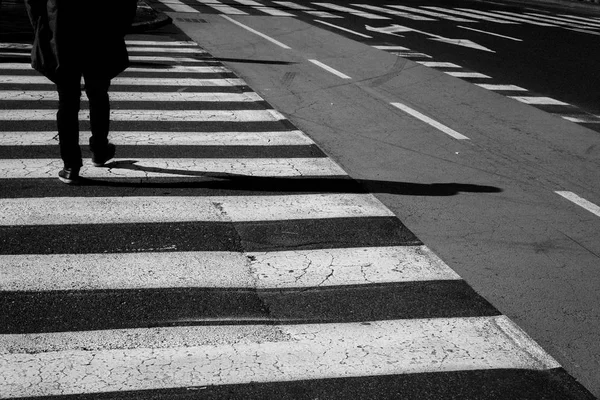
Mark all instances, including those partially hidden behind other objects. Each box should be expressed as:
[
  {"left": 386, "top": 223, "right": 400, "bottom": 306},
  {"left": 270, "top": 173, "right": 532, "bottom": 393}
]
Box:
[{"left": 78, "top": 160, "right": 504, "bottom": 196}]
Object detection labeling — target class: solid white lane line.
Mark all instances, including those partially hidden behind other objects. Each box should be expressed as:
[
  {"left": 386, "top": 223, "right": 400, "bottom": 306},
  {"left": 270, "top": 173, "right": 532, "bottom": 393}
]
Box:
[
  {"left": 424, "top": 6, "right": 518, "bottom": 23},
  {"left": 221, "top": 15, "right": 291, "bottom": 49},
  {"left": 315, "top": 20, "right": 372, "bottom": 37},
  {"left": 0, "top": 246, "right": 461, "bottom": 291},
  {"left": 0, "top": 91, "right": 261, "bottom": 102},
  {"left": 391, "top": 102, "right": 470, "bottom": 140},
  {"left": 233, "top": 0, "right": 295, "bottom": 16},
  {"left": 0, "top": 76, "right": 245, "bottom": 86},
  {"left": 312, "top": 3, "right": 390, "bottom": 19},
  {"left": 476, "top": 84, "right": 528, "bottom": 91},
  {"left": 351, "top": 4, "right": 436, "bottom": 21},
  {"left": 508, "top": 96, "right": 570, "bottom": 105},
  {"left": 455, "top": 8, "right": 555, "bottom": 26},
  {"left": 0, "top": 158, "right": 347, "bottom": 179},
  {"left": 445, "top": 72, "right": 491, "bottom": 78},
  {"left": 0, "top": 194, "right": 393, "bottom": 226},
  {"left": 157, "top": 0, "right": 199, "bottom": 13},
  {"left": 0, "top": 109, "right": 286, "bottom": 122},
  {"left": 417, "top": 61, "right": 462, "bottom": 68},
  {"left": 0, "top": 316, "right": 560, "bottom": 397},
  {"left": 457, "top": 26, "right": 522, "bottom": 41},
  {"left": 556, "top": 191, "right": 600, "bottom": 217},
  {"left": 386, "top": 5, "right": 476, "bottom": 22},
  {"left": 0, "top": 131, "right": 315, "bottom": 146},
  {"left": 308, "top": 59, "right": 352, "bottom": 79},
  {"left": 197, "top": 0, "right": 248, "bottom": 15}
]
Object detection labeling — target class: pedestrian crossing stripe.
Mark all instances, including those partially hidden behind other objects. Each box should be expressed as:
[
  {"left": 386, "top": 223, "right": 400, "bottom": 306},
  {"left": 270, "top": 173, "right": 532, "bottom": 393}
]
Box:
[
  {"left": 0, "top": 246, "right": 460, "bottom": 291},
  {"left": 0, "top": 130, "right": 315, "bottom": 146},
  {"left": 0, "top": 316, "right": 559, "bottom": 397},
  {"left": 0, "top": 158, "right": 347, "bottom": 178},
  {"left": 0, "top": 76, "right": 246, "bottom": 86},
  {"left": 0, "top": 64, "right": 232, "bottom": 73},
  {"left": 0, "top": 91, "right": 261, "bottom": 101},
  {"left": 0, "top": 194, "right": 395, "bottom": 225},
  {"left": 125, "top": 40, "right": 199, "bottom": 46}
]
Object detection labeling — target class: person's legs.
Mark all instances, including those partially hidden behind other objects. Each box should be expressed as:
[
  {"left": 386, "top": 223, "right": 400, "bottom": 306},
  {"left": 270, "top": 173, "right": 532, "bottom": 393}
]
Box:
[
  {"left": 84, "top": 73, "right": 115, "bottom": 166},
  {"left": 56, "top": 71, "right": 83, "bottom": 170}
]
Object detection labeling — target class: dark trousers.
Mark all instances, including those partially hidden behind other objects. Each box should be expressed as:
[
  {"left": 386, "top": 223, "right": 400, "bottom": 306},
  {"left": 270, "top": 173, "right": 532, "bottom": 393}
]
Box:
[{"left": 56, "top": 71, "right": 111, "bottom": 169}]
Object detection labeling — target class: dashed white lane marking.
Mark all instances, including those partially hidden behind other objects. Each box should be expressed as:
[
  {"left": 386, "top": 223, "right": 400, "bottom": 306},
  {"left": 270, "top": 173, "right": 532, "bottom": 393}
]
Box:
[
  {"left": 221, "top": 15, "right": 291, "bottom": 49},
  {"left": 0, "top": 316, "right": 560, "bottom": 397},
  {"left": 386, "top": 5, "right": 476, "bottom": 22},
  {"left": 0, "top": 194, "right": 393, "bottom": 226},
  {"left": 125, "top": 40, "right": 198, "bottom": 46},
  {"left": 476, "top": 84, "right": 528, "bottom": 91},
  {"left": 457, "top": 26, "right": 523, "bottom": 41},
  {"left": 232, "top": 0, "right": 295, "bottom": 16},
  {"left": 445, "top": 72, "right": 491, "bottom": 78},
  {"left": 1, "top": 76, "right": 246, "bottom": 86},
  {"left": 157, "top": 0, "right": 199, "bottom": 13},
  {"left": 128, "top": 55, "right": 217, "bottom": 63},
  {"left": 126, "top": 47, "right": 205, "bottom": 54},
  {"left": 1, "top": 131, "right": 315, "bottom": 146},
  {"left": 373, "top": 45, "right": 410, "bottom": 50},
  {"left": 308, "top": 59, "right": 352, "bottom": 79},
  {"left": 562, "top": 115, "right": 600, "bottom": 123},
  {"left": 556, "top": 191, "right": 600, "bottom": 217},
  {"left": 508, "top": 96, "right": 570, "bottom": 106},
  {"left": 196, "top": 0, "right": 248, "bottom": 15},
  {"left": 0, "top": 158, "right": 347, "bottom": 178},
  {"left": 391, "top": 102, "right": 470, "bottom": 140},
  {"left": 0, "top": 246, "right": 460, "bottom": 291},
  {"left": 0, "top": 109, "right": 286, "bottom": 122},
  {"left": 351, "top": 4, "right": 436, "bottom": 21},
  {"left": 455, "top": 8, "right": 555, "bottom": 26},
  {"left": 0, "top": 91, "right": 262, "bottom": 102},
  {"left": 526, "top": 11, "right": 600, "bottom": 28},
  {"left": 312, "top": 3, "right": 390, "bottom": 19},
  {"left": 559, "top": 13, "right": 600, "bottom": 24},
  {"left": 417, "top": 61, "right": 461, "bottom": 68},
  {"left": 424, "top": 6, "right": 518, "bottom": 24},
  {"left": 315, "top": 20, "right": 373, "bottom": 37}
]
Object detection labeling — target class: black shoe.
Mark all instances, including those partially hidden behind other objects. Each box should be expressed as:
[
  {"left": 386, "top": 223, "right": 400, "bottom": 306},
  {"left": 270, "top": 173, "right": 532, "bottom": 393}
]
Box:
[
  {"left": 58, "top": 167, "right": 80, "bottom": 184},
  {"left": 91, "top": 143, "right": 116, "bottom": 167}
]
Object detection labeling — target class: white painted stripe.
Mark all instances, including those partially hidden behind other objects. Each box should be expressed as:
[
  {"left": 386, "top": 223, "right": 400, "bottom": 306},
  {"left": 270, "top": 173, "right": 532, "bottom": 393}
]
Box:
[
  {"left": 0, "top": 109, "right": 286, "bottom": 122},
  {"left": 306, "top": 10, "right": 342, "bottom": 18},
  {"left": 445, "top": 72, "right": 491, "bottom": 78},
  {"left": 221, "top": 15, "right": 291, "bottom": 49},
  {"left": 0, "top": 91, "right": 261, "bottom": 102},
  {"left": 312, "top": 3, "right": 390, "bottom": 19},
  {"left": 125, "top": 40, "right": 198, "bottom": 47},
  {"left": 196, "top": 0, "right": 248, "bottom": 14},
  {"left": 0, "top": 43, "right": 32, "bottom": 50},
  {"left": 509, "top": 96, "right": 570, "bottom": 105},
  {"left": 233, "top": 0, "right": 295, "bottom": 16},
  {"left": 128, "top": 55, "right": 217, "bottom": 63},
  {"left": 373, "top": 45, "right": 410, "bottom": 50},
  {"left": 351, "top": 4, "right": 436, "bottom": 20},
  {"left": 0, "top": 158, "right": 347, "bottom": 179},
  {"left": 391, "top": 102, "right": 470, "bottom": 140},
  {"left": 126, "top": 47, "right": 206, "bottom": 54},
  {"left": 417, "top": 61, "right": 462, "bottom": 68},
  {"left": 562, "top": 115, "right": 600, "bottom": 123},
  {"left": 563, "top": 27, "right": 600, "bottom": 36},
  {"left": 526, "top": 12, "right": 600, "bottom": 28},
  {"left": 556, "top": 191, "right": 600, "bottom": 217},
  {"left": 455, "top": 8, "right": 555, "bottom": 26},
  {"left": 559, "top": 13, "right": 600, "bottom": 23},
  {"left": 309, "top": 59, "right": 352, "bottom": 79},
  {"left": 0, "top": 76, "right": 245, "bottom": 86},
  {"left": 0, "top": 246, "right": 461, "bottom": 291},
  {"left": 0, "top": 130, "right": 314, "bottom": 146},
  {"left": 0, "top": 194, "right": 393, "bottom": 226},
  {"left": 315, "top": 20, "right": 372, "bottom": 37},
  {"left": 0, "top": 316, "right": 560, "bottom": 397},
  {"left": 0, "top": 64, "right": 230, "bottom": 73},
  {"left": 476, "top": 84, "right": 528, "bottom": 91},
  {"left": 157, "top": 0, "right": 199, "bottom": 13},
  {"left": 457, "top": 26, "right": 522, "bottom": 41},
  {"left": 424, "top": 6, "right": 518, "bottom": 23},
  {"left": 392, "top": 52, "right": 432, "bottom": 59},
  {"left": 386, "top": 5, "right": 476, "bottom": 22},
  {"left": 495, "top": 10, "right": 574, "bottom": 26},
  {"left": 273, "top": 1, "right": 312, "bottom": 10}
]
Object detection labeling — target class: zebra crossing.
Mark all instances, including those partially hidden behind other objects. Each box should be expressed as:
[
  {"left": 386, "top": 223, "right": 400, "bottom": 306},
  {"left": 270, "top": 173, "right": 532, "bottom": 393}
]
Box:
[{"left": 0, "top": 35, "right": 595, "bottom": 398}]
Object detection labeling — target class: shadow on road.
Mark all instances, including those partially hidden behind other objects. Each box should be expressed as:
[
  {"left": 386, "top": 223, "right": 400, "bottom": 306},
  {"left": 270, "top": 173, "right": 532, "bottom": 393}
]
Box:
[{"left": 77, "top": 160, "right": 503, "bottom": 196}]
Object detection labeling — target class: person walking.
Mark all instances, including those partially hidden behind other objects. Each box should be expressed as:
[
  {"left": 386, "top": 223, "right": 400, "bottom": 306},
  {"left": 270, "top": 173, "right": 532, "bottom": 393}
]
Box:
[{"left": 24, "top": 0, "right": 137, "bottom": 184}]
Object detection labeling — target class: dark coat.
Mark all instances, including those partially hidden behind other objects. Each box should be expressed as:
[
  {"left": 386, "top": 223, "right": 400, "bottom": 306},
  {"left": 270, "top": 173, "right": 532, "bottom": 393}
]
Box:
[{"left": 24, "top": 0, "right": 137, "bottom": 82}]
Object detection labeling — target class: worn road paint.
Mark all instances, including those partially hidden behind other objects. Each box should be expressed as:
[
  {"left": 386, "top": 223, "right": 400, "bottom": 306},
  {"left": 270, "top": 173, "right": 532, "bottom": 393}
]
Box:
[{"left": 556, "top": 191, "right": 600, "bottom": 218}]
